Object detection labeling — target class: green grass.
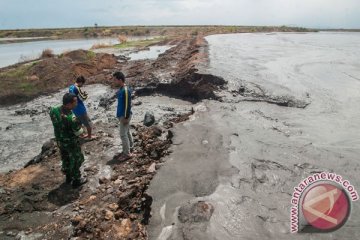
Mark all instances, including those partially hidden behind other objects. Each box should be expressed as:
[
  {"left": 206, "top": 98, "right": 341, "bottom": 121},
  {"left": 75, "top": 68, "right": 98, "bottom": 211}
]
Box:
[
  {"left": 0, "top": 64, "right": 37, "bottom": 96},
  {"left": 113, "top": 37, "right": 166, "bottom": 49},
  {"left": 86, "top": 51, "right": 96, "bottom": 60},
  {"left": 30, "top": 60, "right": 40, "bottom": 66},
  {"left": 18, "top": 82, "right": 35, "bottom": 93},
  {"left": 0, "top": 64, "right": 32, "bottom": 79}
]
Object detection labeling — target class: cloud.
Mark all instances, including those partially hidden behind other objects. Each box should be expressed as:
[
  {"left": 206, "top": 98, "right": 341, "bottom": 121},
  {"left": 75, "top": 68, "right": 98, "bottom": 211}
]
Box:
[{"left": 0, "top": 0, "right": 359, "bottom": 29}]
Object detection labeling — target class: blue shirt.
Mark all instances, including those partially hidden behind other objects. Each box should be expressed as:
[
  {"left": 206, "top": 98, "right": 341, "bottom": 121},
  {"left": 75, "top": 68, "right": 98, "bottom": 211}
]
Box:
[
  {"left": 117, "top": 86, "right": 132, "bottom": 118},
  {"left": 69, "top": 84, "right": 87, "bottom": 116}
]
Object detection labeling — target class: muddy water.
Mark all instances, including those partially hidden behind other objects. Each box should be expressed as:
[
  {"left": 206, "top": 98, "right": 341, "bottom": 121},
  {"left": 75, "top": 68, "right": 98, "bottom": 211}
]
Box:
[
  {"left": 93, "top": 45, "right": 174, "bottom": 61},
  {"left": 0, "top": 38, "right": 119, "bottom": 68},
  {"left": 128, "top": 46, "right": 174, "bottom": 61},
  {"left": 0, "top": 84, "right": 192, "bottom": 174},
  {"left": 148, "top": 32, "right": 360, "bottom": 239},
  {"left": 0, "top": 84, "right": 111, "bottom": 173}
]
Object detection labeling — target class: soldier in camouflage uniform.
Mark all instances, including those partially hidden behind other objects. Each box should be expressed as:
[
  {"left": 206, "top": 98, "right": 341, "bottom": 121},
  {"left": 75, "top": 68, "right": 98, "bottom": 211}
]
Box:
[{"left": 49, "top": 93, "right": 86, "bottom": 187}]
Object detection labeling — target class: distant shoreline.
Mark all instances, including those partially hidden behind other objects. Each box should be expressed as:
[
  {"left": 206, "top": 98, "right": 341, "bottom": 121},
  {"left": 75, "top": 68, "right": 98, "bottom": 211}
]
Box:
[
  {"left": 1, "top": 25, "right": 358, "bottom": 42},
  {"left": 0, "top": 25, "right": 318, "bottom": 41},
  {"left": 2, "top": 26, "right": 359, "bottom": 45}
]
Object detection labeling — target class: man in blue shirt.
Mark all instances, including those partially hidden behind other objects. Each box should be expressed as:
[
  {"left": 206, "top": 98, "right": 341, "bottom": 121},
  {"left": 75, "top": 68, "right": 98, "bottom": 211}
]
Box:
[
  {"left": 69, "top": 76, "right": 94, "bottom": 139},
  {"left": 113, "top": 71, "right": 133, "bottom": 160}
]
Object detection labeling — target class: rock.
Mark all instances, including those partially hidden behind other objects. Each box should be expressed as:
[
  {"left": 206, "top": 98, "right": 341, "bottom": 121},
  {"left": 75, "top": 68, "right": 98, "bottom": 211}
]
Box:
[
  {"left": 6, "top": 231, "right": 16, "bottom": 236},
  {"left": 14, "top": 109, "right": 40, "bottom": 117},
  {"left": 114, "top": 179, "right": 122, "bottom": 185},
  {"left": 133, "top": 101, "right": 142, "bottom": 106},
  {"left": 140, "top": 193, "right": 153, "bottom": 224},
  {"left": 106, "top": 187, "right": 114, "bottom": 194},
  {"left": 114, "top": 209, "right": 127, "bottom": 219},
  {"left": 99, "top": 177, "right": 110, "bottom": 184},
  {"left": 147, "top": 163, "right": 156, "bottom": 173},
  {"left": 150, "top": 150, "right": 160, "bottom": 160},
  {"left": 71, "top": 215, "right": 83, "bottom": 225},
  {"left": 25, "top": 228, "right": 33, "bottom": 235},
  {"left": 111, "top": 175, "right": 118, "bottom": 181},
  {"left": 151, "top": 126, "right": 163, "bottom": 136},
  {"left": 239, "top": 86, "right": 246, "bottom": 94},
  {"left": 166, "top": 130, "right": 174, "bottom": 140},
  {"left": 128, "top": 179, "right": 137, "bottom": 184},
  {"left": 178, "top": 201, "right": 215, "bottom": 223},
  {"left": 85, "top": 166, "right": 97, "bottom": 172},
  {"left": 144, "top": 112, "right": 155, "bottom": 127},
  {"left": 160, "top": 106, "right": 175, "bottom": 111},
  {"left": 102, "top": 194, "right": 113, "bottom": 202},
  {"left": 155, "top": 163, "right": 163, "bottom": 170},
  {"left": 25, "top": 139, "right": 57, "bottom": 167},
  {"left": 89, "top": 195, "right": 97, "bottom": 201},
  {"left": 99, "top": 95, "right": 116, "bottom": 110},
  {"left": 117, "top": 55, "right": 130, "bottom": 61},
  {"left": 42, "top": 139, "right": 55, "bottom": 153},
  {"left": 118, "top": 188, "right": 138, "bottom": 207},
  {"left": 104, "top": 210, "right": 114, "bottom": 220},
  {"left": 112, "top": 219, "right": 132, "bottom": 238},
  {"left": 108, "top": 203, "right": 119, "bottom": 211}
]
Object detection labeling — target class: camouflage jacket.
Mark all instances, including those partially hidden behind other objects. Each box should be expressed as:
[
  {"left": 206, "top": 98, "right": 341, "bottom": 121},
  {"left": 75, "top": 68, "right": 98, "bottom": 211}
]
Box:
[{"left": 49, "top": 106, "right": 83, "bottom": 145}]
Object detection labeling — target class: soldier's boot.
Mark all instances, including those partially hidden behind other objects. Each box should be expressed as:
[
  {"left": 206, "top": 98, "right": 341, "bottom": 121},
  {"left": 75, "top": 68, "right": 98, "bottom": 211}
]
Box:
[
  {"left": 72, "top": 177, "right": 87, "bottom": 188},
  {"left": 65, "top": 174, "right": 72, "bottom": 184}
]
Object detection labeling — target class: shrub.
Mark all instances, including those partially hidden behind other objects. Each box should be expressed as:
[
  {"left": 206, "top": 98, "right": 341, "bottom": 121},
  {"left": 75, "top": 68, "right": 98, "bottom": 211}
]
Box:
[
  {"left": 90, "top": 43, "right": 111, "bottom": 49},
  {"left": 41, "top": 48, "right": 54, "bottom": 58},
  {"left": 118, "top": 35, "right": 128, "bottom": 44}
]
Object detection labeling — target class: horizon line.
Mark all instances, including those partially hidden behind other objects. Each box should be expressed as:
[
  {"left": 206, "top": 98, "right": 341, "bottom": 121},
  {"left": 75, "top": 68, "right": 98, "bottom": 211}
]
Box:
[{"left": 1, "top": 24, "right": 359, "bottom": 32}]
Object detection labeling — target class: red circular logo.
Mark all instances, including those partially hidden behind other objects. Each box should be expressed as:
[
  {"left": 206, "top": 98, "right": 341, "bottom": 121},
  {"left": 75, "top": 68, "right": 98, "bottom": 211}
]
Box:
[{"left": 302, "top": 183, "right": 350, "bottom": 231}]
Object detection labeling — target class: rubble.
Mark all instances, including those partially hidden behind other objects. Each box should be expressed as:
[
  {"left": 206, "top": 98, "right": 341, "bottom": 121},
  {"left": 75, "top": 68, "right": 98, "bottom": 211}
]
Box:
[{"left": 0, "top": 108, "right": 194, "bottom": 239}]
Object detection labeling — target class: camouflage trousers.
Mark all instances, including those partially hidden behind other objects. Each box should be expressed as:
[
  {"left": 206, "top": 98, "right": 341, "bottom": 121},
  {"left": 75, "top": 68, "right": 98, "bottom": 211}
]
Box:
[{"left": 58, "top": 142, "right": 84, "bottom": 181}]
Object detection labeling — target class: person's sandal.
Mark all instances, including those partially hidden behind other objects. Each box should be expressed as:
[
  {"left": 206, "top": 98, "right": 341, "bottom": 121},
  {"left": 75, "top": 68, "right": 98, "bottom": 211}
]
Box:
[{"left": 83, "top": 135, "right": 99, "bottom": 142}]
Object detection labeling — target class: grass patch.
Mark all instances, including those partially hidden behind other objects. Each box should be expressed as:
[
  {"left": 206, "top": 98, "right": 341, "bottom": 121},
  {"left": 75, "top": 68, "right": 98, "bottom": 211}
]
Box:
[
  {"left": 0, "top": 64, "right": 32, "bottom": 79},
  {"left": 30, "top": 61, "right": 40, "bottom": 67},
  {"left": 0, "top": 64, "right": 37, "bottom": 98},
  {"left": 113, "top": 37, "right": 166, "bottom": 49},
  {"left": 18, "top": 82, "right": 35, "bottom": 93},
  {"left": 86, "top": 51, "right": 96, "bottom": 60}
]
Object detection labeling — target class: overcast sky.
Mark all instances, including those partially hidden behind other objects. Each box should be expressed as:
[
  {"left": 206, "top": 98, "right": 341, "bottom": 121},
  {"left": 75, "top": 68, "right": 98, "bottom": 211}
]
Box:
[{"left": 0, "top": 0, "right": 359, "bottom": 29}]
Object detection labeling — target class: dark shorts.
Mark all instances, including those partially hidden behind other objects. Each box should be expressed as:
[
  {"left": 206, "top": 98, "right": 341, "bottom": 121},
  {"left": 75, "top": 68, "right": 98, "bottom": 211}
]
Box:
[{"left": 77, "top": 114, "right": 91, "bottom": 128}]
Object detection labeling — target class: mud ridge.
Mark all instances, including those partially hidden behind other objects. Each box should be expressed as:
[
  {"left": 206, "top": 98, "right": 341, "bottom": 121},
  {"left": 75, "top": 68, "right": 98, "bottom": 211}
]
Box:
[
  {"left": 232, "top": 83, "right": 310, "bottom": 108},
  {"left": 135, "top": 73, "right": 226, "bottom": 102}
]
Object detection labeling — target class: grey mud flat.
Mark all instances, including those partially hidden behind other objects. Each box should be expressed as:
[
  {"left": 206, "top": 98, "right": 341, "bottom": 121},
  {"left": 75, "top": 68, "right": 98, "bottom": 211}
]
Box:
[
  {"left": 147, "top": 32, "right": 360, "bottom": 239},
  {"left": 0, "top": 84, "right": 192, "bottom": 173}
]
